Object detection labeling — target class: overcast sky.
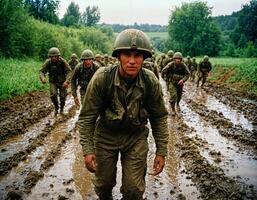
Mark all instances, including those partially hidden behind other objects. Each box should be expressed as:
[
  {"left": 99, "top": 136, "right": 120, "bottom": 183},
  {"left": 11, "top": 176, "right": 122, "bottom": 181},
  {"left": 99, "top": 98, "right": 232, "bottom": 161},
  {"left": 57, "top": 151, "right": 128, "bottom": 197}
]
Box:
[{"left": 58, "top": 0, "right": 250, "bottom": 25}]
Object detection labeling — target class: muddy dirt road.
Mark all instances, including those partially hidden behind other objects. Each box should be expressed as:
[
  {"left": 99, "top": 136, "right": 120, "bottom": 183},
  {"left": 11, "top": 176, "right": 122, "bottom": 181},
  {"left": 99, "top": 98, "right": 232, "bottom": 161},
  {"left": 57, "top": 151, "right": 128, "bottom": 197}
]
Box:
[{"left": 1, "top": 79, "right": 257, "bottom": 200}]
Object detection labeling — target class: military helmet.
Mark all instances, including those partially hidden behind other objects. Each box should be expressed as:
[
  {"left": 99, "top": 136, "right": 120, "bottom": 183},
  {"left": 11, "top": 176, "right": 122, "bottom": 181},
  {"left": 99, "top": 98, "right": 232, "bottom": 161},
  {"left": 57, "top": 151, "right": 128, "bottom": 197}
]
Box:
[
  {"left": 112, "top": 29, "right": 152, "bottom": 59},
  {"left": 81, "top": 49, "right": 94, "bottom": 60},
  {"left": 48, "top": 47, "right": 61, "bottom": 57},
  {"left": 167, "top": 50, "right": 174, "bottom": 57},
  {"left": 71, "top": 53, "right": 77, "bottom": 59},
  {"left": 203, "top": 55, "right": 209, "bottom": 61},
  {"left": 95, "top": 54, "right": 101, "bottom": 58},
  {"left": 192, "top": 57, "right": 196, "bottom": 60},
  {"left": 187, "top": 56, "right": 191, "bottom": 59},
  {"left": 173, "top": 52, "right": 183, "bottom": 59}
]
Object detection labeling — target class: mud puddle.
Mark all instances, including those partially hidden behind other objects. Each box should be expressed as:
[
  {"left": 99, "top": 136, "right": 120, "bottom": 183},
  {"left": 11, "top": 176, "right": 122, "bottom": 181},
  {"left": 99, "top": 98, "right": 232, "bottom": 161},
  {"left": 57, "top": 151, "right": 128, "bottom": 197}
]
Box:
[
  {"left": 180, "top": 99, "right": 257, "bottom": 188},
  {"left": 184, "top": 83, "right": 254, "bottom": 131},
  {"left": 0, "top": 98, "right": 77, "bottom": 199}
]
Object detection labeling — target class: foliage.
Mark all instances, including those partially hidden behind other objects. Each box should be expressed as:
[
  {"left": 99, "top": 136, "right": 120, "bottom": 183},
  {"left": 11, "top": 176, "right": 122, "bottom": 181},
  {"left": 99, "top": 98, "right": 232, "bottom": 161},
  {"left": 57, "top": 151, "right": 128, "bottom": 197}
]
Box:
[
  {"left": 208, "top": 57, "right": 257, "bottom": 95},
  {"left": 81, "top": 6, "right": 100, "bottom": 27},
  {"left": 237, "top": 0, "right": 257, "bottom": 44},
  {"left": 214, "top": 0, "right": 257, "bottom": 57},
  {"left": 0, "top": 58, "right": 47, "bottom": 100},
  {"left": 167, "top": 1, "right": 221, "bottom": 56},
  {"left": 0, "top": 6, "right": 113, "bottom": 59},
  {"left": 62, "top": 1, "right": 80, "bottom": 27},
  {"left": 23, "top": 0, "right": 59, "bottom": 24},
  {"left": 104, "top": 23, "right": 167, "bottom": 33}
]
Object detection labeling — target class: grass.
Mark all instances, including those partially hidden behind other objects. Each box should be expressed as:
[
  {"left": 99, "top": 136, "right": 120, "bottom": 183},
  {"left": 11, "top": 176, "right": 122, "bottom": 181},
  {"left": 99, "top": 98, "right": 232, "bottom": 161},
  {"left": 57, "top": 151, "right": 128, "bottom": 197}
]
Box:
[
  {"left": 0, "top": 58, "right": 48, "bottom": 100},
  {"left": 0, "top": 57, "right": 256, "bottom": 100},
  {"left": 206, "top": 57, "right": 257, "bottom": 95}
]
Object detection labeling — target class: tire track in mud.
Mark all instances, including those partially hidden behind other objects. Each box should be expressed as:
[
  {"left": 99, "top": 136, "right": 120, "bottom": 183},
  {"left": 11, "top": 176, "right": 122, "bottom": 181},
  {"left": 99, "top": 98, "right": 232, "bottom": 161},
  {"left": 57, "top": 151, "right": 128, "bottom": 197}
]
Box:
[
  {"left": 1, "top": 105, "right": 77, "bottom": 200},
  {"left": 204, "top": 84, "right": 257, "bottom": 123},
  {"left": 0, "top": 92, "right": 53, "bottom": 143},
  {"left": 0, "top": 104, "right": 77, "bottom": 176},
  {"left": 184, "top": 97, "right": 257, "bottom": 151},
  {"left": 175, "top": 116, "right": 257, "bottom": 199}
]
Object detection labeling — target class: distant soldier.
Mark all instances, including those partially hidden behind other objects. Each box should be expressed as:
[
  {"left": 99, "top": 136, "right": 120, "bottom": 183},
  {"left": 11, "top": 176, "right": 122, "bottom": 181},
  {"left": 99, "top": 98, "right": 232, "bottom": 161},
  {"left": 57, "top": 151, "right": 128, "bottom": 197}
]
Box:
[
  {"left": 163, "top": 50, "right": 174, "bottom": 68},
  {"left": 185, "top": 56, "right": 193, "bottom": 80},
  {"left": 157, "top": 53, "right": 167, "bottom": 72},
  {"left": 191, "top": 57, "right": 198, "bottom": 81},
  {"left": 95, "top": 54, "right": 105, "bottom": 67},
  {"left": 39, "top": 47, "right": 72, "bottom": 115},
  {"left": 142, "top": 58, "right": 159, "bottom": 79},
  {"left": 161, "top": 52, "right": 190, "bottom": 116},
  {"left": 71, "top": 49, "right": 100, "bottom": 107},
  {"left": 68, "top": 53, "right": 79, "bottom": 70},
  {"left": 197, "top": 55, "right": 212, "bottom": 87}
]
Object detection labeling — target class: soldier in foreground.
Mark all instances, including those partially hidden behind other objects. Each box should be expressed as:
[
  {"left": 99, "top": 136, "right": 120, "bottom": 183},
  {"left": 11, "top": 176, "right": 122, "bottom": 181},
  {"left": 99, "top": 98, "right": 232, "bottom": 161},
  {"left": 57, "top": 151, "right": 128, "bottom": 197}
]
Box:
[
  {"left": 39, "top": 47, "right": 72, "bottom": 115},
  {"left": 78, "top": 29, "right": 168, "bottom": 200},
  {"left": 197, "top": 55, "right": 212, "bottom": 87},
  {"left": 161, "top": 52, "right": 190, "bottom": 116},
  {"left": 71, "top": 49, "right": 99, "bottom": 107}
]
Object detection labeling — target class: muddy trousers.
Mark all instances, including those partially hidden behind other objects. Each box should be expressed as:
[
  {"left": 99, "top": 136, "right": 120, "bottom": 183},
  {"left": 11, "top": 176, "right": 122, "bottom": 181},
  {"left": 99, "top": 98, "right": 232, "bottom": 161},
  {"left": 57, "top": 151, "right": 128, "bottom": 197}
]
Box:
[
  {"left": 197, "top": 72, "right": 208, "bottom": 86},
  {"left": 93, "top": 126, "right": 149, "bottom": 200},
  {"left": 168, "top": 82, "right": 183, "bottom": 106},
  {"left": 49, "top": 83, "right": 67, "bottom": 112}
]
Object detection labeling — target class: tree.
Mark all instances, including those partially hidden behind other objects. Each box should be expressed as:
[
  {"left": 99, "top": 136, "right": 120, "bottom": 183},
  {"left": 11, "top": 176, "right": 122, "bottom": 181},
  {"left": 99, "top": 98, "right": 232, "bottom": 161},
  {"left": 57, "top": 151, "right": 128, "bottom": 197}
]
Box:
[
  {"left": 236, "top": 0, "right": 257, "bottom": 44},
  {"left": 62, "top": 1, "right": 80, "bottom": 27},
  {"left": 0, "top": 0, "right": 31, "bottom": 57},
  {"left": 81, "top": 6, "right": 100, "bottom": 26},
  {"left": 167, "top": 1, "right": 221, "bottom": 56},
  {"left": 23, "top": 0, "right": 59, "bottom": 24}
]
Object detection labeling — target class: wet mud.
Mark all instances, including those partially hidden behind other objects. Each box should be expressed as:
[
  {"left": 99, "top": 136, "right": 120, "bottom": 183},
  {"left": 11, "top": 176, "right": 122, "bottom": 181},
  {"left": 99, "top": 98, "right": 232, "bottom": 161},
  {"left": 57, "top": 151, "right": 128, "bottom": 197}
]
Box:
[{"left": 0, "top": 79, "right": 257, "bottom": 199}]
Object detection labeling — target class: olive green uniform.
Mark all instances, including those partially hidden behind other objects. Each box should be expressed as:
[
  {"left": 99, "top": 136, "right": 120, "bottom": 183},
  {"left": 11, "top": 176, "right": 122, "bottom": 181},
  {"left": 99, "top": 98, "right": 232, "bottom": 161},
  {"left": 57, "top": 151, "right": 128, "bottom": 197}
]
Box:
[
  {"left": 191, "top": 60, "right": 198, "bottom": 81},
  {"left": 68, "top": 59, "right": 79, "bottom": 70},
  {"left": 142, "top": 59, "right": 159, "bottom": 79},
  {"left": 161, "top": 61, "right": 190, "bottom": 106},
  {"left": 78, "top": 65, "right": 168, "bottom": 199},
  {"left": 71, "top": 62, "right": 99, "bottom": 101},
  {"left": 197, "top": 61, "right": 212, "bottom": 87},
  {"left": 39, "top": 57, "right": 72, "bottom": 112}
]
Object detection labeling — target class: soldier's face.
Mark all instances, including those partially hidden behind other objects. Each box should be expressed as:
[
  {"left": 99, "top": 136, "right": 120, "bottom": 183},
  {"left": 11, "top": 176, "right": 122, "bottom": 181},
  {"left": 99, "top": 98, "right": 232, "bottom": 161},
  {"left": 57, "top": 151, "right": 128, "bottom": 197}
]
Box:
[
  {"left": 174, "top": 58, "right": 181, "bottom": 65},
  {"left": 82, "top": 59, "right": 93, "bottom": 67},
  {"left": 50, "top": 56, "right": 58, "bottom": 63},
  {"left": 118, "top": 50, "right": 144, "bottom": 79}
]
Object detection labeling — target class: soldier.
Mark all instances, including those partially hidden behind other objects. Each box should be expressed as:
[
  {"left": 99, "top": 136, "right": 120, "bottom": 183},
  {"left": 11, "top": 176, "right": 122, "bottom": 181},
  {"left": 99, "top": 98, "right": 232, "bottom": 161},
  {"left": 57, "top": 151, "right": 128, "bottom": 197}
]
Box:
[
  {"left": 78, "top": 29, "right": 168, "bottom": 200},
  {"left": 142, "top": 57, "right": 159, "bottom": 79},
  {"left": 197, "top": 55, "right": 212, "bottom": 87},
  {"left": 161, "top": 52, "right": 190, "bottom": 116},
  {"left": 95, "top": 54, "right": 105, "bottom": 67},
  {"left": 68, "top": 53, "right": 79, "bottom": 70},
  {"left": 157, "top": 53, "right": 167, "bottom": 72},
  {"left": 162, "top": 50, "right": 174, "bottom": 68},
  {"left": 39, "top": 47, "right": 72, "bottom": 115},
  {"left": 191, "top": 57, "right": 198, "bottom": 81},
  {"left": 71, "top": 49, "right": 99, "bottom": 107}
]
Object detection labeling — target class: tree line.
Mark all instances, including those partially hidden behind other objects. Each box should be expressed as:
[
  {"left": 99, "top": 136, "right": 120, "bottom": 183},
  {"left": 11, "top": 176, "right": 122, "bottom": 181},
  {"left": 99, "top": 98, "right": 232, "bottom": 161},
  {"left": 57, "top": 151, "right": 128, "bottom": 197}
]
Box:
[
  {"left": 1, "top": 0, "right": 256, "bottom": 59},
  {"left": 160, "top": 0, "right": 257, "bottom": 57},
  {"left": 0, "top": 0, "right": 113, "bottom": 59}
]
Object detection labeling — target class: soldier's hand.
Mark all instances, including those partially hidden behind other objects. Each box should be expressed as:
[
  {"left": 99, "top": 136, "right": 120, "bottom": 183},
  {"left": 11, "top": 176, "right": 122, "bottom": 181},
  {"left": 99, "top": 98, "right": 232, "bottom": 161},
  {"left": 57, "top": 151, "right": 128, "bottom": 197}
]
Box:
[
  {"left": 153, "top": 155, "right": 165, "bottom": 176},
  {"left": 84, "top": 154, "right": 97, "bottom": 173},
  {"left": 62, "top": 82, "right": 69, "bottom": 88},
  {"left": 178, "top": 79, "right": 184, "bottom": 86},
  {"left": 74, "top": 97, "right": 80, "bottom": 107}
]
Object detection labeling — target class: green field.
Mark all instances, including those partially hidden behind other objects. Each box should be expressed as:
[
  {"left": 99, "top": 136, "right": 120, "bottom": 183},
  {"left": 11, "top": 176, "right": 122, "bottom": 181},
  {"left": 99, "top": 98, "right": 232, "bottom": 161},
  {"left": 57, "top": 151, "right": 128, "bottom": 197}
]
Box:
[
  {"left": 0, "top": 57, "right": 256, "bottom": 100},
  {"left": 145, "top": 32, "right": 169, "bottom": 39},
  {"left": 207, "top": 57, "right": 257, "bottom": 95},
  {"left": 0, "top": 58, "right": 47, "bottom": 100}
]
